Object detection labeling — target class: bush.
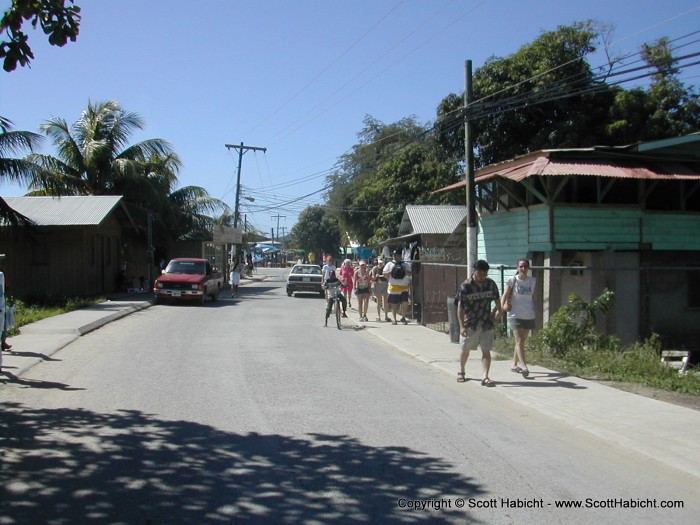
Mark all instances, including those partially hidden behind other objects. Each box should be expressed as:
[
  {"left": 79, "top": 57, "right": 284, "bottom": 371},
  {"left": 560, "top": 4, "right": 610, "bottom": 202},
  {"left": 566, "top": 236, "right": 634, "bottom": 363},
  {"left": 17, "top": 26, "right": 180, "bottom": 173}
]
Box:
[{"left": 531, "top": 289, "right": 618, "bottom": 357}]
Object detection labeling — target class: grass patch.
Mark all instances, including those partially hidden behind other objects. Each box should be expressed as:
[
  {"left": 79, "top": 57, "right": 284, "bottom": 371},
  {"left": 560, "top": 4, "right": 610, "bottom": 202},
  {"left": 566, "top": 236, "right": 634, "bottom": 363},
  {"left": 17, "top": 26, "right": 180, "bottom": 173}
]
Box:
[
  {"left": 8, "top": 296, "right": 106, "bottom": 336},
  {"left": 498, "top": 290, "right": 700, "bottom": 397}
]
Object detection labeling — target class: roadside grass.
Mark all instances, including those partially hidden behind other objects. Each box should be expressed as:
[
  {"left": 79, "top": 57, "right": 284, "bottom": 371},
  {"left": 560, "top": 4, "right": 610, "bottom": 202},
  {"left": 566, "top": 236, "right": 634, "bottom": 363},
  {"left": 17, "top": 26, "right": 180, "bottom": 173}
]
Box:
[
  {"left": 492, "top": 288, "right": 700, "bottom": 397},
  {"left": 9, "top": 297, "right": 106, "bottom": 336}
]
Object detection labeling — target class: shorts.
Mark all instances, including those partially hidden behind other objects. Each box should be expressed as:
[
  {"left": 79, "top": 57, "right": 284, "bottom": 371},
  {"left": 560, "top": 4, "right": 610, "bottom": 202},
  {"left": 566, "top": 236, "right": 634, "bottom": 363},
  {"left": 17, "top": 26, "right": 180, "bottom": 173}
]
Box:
[
  {"left": 355, "top": 287, "right": 370, "bottom": 296},
  {"left": 373, "top": 281, "right": 388, "bottom": 295},
  {"left": 460, "top": 327, "right": 494, "bottom": 353},
  {"left": 387, "top": 291, "right": 409, "bottom": 304},
  {"left": 510, "top": 318, "right": 535, "bottom": 330}
]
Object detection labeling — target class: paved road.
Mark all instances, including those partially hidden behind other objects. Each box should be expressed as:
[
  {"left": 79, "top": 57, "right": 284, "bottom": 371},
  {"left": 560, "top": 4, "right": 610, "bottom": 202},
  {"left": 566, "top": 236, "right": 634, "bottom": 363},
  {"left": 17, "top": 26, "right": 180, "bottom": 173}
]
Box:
[{"left": 1, "top": 269, "right": 698, "bottom": 524}]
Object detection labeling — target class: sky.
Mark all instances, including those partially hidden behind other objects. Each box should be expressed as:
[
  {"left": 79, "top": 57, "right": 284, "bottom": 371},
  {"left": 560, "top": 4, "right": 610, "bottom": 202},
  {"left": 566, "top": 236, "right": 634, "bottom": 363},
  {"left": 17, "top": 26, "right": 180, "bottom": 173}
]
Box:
[{"left": 2, "top": 0, "right": 699, "bottom": 238}]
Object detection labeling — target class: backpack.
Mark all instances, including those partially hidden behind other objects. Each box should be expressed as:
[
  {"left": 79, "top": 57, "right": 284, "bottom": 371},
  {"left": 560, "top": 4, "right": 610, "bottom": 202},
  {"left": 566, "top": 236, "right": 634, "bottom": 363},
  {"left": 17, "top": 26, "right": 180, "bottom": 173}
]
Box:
[{"left": 391, "top": 261, "right": 406, "bottom": 279}]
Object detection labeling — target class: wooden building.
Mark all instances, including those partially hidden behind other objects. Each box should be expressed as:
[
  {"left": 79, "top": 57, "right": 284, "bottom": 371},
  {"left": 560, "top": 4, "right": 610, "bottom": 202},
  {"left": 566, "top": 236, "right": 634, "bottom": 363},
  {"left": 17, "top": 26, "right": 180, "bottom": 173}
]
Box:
[
  {"left": 0, "top": 196, "right": 142, "bottom": 300},
  {"left": 438, "top": 134, "right": 700, "bottom": 346}
]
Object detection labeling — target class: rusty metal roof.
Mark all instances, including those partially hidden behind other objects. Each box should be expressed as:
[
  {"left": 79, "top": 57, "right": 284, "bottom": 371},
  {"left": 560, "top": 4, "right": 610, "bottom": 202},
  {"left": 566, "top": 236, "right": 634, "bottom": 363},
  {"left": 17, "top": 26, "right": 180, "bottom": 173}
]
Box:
[
  {"left": 3, "top": 195, "right": 124, "bottom": 226},
  {"left": 435, "top": 147, "right": 700, "bottom": 192}
]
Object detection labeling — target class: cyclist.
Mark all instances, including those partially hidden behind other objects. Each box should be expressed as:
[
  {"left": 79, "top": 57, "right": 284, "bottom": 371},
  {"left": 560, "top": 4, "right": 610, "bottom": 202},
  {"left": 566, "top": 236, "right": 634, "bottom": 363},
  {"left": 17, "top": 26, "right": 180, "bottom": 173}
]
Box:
[{"left": 324, "top": 270, "right": 347, "bottom": 325}]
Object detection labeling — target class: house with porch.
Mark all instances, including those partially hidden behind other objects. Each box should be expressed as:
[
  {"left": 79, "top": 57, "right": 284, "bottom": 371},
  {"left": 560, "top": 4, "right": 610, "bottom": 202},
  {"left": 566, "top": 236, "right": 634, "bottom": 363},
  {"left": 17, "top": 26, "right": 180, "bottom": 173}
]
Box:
[{"left": 437, "top": 133, "right": 700, "bottom": 348}]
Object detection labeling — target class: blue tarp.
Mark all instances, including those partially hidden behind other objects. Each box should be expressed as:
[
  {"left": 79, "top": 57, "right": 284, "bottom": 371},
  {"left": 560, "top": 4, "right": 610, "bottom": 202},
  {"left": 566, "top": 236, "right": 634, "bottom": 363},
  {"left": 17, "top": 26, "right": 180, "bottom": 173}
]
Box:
[{"left": 351, "top": 246, "right": 374, "bottom": 259}]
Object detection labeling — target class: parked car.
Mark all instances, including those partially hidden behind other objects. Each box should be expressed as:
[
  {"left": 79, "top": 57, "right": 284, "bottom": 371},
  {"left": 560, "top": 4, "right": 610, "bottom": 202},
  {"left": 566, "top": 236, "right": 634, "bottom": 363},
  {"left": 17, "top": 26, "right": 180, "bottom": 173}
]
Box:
[
  {"left": 286, "top": 264, "right": 324, "bottom": 297},
  {"left": 153, "top": 258, "right": 223, "bottom": 304}
]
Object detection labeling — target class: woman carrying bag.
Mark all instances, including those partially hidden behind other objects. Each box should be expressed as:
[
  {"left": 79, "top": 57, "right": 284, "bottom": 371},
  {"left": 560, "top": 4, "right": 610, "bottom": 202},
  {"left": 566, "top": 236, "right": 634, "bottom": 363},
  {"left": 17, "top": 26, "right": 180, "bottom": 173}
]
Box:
[{"left": 502, "top": 258, "right": 536, "bottom": 378}]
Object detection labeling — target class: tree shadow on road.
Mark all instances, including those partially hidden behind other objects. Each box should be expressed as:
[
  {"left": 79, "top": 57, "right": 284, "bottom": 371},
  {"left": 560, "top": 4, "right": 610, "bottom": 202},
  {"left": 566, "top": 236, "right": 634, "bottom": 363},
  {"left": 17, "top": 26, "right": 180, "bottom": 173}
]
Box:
[{"left": 1, "top": 403, "right": 486, "bottom": 524}]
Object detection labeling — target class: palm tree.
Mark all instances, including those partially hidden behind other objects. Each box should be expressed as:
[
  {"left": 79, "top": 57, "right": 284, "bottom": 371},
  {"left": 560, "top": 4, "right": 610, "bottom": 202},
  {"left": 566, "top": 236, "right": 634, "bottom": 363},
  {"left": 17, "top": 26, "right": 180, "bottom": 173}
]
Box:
[
  {"left": 0, "top": 116, "right": 44, "bottom": 227},
  {"left": 26, "top": 100, "right": 176, "bottom": 196}
]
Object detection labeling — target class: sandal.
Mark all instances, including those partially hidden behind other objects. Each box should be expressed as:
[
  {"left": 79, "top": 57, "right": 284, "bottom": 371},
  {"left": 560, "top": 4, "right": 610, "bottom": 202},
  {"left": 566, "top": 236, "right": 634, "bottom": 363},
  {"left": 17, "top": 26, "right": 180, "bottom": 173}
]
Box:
[
  {"left": 522, "top": 369, "right": 530, "bottom": 378},
  {"left": 511, "top": 367, "right": 523, "bottom": 374},
  {"left": 481, "top": 378, "right": 495, "bottom": 387},
  {"left": 457, "top": 372, "right": 467, "bottom": 383}
]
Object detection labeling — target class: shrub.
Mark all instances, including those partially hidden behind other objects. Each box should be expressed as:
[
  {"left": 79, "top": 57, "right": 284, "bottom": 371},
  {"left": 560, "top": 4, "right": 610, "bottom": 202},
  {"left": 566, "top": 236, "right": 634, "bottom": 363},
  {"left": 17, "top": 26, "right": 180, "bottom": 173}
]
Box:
[{"left": 531, "top": 289, "right": 618, "bottom": 358}]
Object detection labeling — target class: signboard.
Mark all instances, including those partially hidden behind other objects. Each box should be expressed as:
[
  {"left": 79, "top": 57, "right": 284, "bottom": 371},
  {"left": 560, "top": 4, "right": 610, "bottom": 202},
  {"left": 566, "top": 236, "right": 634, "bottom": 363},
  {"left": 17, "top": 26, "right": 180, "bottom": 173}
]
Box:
[
  {"left": 212, "top": 225, "right": 242, "bottom": 244},
  {"left": 422, "top": 247, "right": 446, "bottom": 261}
]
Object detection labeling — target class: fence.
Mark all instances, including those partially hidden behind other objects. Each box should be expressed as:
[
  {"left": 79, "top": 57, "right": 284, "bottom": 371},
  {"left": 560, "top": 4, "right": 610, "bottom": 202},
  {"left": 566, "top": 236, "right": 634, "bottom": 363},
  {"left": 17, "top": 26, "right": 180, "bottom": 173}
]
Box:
[{"left": 412, "top": 261, "right": 700, "bottom": 355}]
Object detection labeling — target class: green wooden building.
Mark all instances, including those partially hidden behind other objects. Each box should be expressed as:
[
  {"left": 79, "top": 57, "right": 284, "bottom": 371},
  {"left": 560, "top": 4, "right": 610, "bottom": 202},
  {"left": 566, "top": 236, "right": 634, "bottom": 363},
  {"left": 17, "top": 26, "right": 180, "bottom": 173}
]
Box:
[{"left": 467, "top": 134, "right": 700, "bottom": 347}]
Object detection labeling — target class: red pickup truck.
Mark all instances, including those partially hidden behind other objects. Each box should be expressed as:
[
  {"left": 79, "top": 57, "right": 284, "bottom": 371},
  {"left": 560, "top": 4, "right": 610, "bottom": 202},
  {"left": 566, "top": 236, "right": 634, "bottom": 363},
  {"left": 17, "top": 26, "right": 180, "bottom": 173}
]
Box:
[{"left": 153, "top": 258, "right": 223, "bottom": 304}]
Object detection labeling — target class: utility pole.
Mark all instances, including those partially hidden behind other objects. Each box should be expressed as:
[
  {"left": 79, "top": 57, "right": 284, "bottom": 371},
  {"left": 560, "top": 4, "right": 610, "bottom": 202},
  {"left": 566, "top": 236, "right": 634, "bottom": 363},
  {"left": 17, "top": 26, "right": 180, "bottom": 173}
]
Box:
[
  {"left": 464, "top": 60, "right": 477, "bottom": 270},
  {"left": 280, "top": 226, "right": 287, "bottom": 250},
  {"left": 271, "top": 214, "right": 285, "bottom": 246},
  {"left": 225, "top": 142, "right": 267, "bottom": 228}
]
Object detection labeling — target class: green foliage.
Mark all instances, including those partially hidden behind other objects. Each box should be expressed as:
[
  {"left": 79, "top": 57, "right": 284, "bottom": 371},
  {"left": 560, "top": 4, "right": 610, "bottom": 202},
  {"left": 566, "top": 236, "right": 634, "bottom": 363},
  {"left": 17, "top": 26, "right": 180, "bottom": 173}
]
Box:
[
  {"left": 524, "top": 291, "right": 700, "bottom": 396},
  {"left": 325, "top": 115, "right": 461, "bottom": 244},
  {"left": 9, "top": 295, "right": 104, "bottom": 335},
  {"left": 1, "top": 0, "right": 82, "bottom": 72},
  {"left": 290, "top": 205, "right": 342, "bottom": 259},
  {"left": 525, "top": 334, "right": 700, "bottom": 396},
  {"left": 435, "top": 22, "right": 700, "bottom": 167},
  {"left": 531, "top": 289, "right": 616, "bottom": 358}
]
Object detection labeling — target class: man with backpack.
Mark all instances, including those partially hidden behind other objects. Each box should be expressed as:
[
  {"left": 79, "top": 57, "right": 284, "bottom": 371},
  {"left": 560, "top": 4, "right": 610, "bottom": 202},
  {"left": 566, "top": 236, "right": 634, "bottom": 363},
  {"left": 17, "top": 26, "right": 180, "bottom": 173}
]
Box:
[{"left": 383, "top": 249, "right": 411, "bottom": 325}]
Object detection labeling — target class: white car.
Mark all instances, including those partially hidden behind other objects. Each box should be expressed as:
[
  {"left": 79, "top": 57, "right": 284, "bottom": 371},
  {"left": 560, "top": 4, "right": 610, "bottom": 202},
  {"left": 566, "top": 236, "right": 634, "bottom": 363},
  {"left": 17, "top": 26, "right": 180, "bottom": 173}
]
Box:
[{"left": 286, "top": 264, "right": 324, "bottom": 297}]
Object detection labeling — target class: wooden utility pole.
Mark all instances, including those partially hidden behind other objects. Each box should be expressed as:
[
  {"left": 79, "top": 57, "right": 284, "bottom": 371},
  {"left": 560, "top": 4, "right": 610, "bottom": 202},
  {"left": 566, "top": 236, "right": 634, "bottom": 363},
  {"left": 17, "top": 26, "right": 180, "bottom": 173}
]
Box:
[
  {"left": 464, "top": 60, "right": 477, "bottom": 270},
  {"left": 225, "top": 142, "right": 267, "bottom": 228}
]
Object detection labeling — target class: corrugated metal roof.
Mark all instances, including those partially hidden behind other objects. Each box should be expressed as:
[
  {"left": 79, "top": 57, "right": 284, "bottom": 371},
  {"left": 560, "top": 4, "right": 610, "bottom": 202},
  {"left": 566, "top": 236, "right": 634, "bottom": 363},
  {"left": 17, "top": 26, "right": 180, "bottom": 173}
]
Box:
[
  {"left": 399, "top": 205, "right": 467, "bottom": 235},
  {"left": 3, "top": 196, "right": 123, "bottom": 226},
  {"left": 434, "top": 149, "right": 700, "bottom": 192},
  {"left": 476, "top": 155, "right": 700, "bottom": 183}
]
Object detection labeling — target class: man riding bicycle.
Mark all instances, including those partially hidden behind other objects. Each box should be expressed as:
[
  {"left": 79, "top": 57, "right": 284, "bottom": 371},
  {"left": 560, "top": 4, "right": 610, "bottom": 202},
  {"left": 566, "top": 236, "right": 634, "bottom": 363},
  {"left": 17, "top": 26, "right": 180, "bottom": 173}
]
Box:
[{"left": 324, "top": 270, "right": 348, "bottom": 325}]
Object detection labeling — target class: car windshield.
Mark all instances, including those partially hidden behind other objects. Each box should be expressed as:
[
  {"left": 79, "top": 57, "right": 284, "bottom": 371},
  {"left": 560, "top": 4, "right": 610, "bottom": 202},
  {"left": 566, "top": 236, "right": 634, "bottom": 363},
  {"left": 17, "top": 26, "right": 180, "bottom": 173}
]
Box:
[
  {"left": 166, "top": 261, "right": 206, "bottom": 274},
  {"left": 291, "top": 266, "right": 321, "bottom": 275}
]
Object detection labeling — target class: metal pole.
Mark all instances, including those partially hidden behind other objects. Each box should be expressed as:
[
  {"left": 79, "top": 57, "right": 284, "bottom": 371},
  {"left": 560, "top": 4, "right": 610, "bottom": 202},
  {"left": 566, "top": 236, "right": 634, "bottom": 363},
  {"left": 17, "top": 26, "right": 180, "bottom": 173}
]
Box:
[{"left": 464, "top": 60, "right": 477, "bottom": 269}]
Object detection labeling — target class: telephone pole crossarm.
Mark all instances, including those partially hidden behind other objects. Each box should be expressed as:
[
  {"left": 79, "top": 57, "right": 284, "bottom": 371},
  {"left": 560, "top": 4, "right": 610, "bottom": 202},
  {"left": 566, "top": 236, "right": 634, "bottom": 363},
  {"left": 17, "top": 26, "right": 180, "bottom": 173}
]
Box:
[{"left": 225, "top": 142, "right": 267, "bottom": 228}]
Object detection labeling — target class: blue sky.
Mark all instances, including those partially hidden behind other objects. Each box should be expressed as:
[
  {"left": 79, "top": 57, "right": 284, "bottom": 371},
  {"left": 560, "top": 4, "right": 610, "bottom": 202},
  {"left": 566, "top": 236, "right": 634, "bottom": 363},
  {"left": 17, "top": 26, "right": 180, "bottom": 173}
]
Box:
[{"left": 2, "top": 0, "right": 699, "bottom": 237}]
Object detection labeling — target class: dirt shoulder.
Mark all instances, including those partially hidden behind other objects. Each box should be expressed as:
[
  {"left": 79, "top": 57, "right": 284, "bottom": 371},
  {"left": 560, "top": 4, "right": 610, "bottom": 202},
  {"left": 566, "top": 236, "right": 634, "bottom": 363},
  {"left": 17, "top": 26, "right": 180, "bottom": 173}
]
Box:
[{"left": 594, "top": 380, "right": 700, "bottom": 411}]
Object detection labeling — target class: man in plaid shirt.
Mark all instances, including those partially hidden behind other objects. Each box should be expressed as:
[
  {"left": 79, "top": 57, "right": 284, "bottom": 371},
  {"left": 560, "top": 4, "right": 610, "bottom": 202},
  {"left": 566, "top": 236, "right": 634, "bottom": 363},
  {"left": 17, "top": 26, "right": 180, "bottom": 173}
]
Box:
[{"left": 456, "top": 259, "right": 503, "bottom": 386}]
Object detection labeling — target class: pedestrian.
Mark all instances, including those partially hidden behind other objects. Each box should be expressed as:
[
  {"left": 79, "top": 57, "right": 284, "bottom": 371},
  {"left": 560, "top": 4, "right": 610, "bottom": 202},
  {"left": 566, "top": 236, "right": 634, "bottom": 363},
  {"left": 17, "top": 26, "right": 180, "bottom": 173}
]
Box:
[
  {"left": 502, "top": 258, "right": 536, "bottom": 378},
  {"left": 324, "top": 270, "right": 347, "bottom": 325},
  {"left": 0, "top": 271, "right": 6, "bottom": 372},
  {"left": 229, "top": 256, "right": 242, "bottom": 297},
  {"left": 371, "top": 258, "right": 390, "bottom": 322},
  {"left": 339, "top": 259, "right": 355, "bottom": 309},
  {"left": 0, "top": 265, "right": 11, "bottom": 352},
  {"left": 456, "top": 259, "right": 503, "bottom": 387},
  {"left": 322, "top": 255, "right": 336, "bottom": 284},
  {"left": 383, "top": 249, "right": 411, "bottom": 325},
  {"left": 354, "top": 260, "right": 371, "bottom": 322}
]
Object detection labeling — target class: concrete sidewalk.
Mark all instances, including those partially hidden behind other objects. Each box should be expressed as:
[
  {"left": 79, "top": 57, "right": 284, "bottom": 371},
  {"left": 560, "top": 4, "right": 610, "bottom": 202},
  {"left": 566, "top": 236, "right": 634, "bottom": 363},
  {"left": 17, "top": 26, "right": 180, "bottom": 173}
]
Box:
[
  {"left": 2, "top": 277, "right": 699, "bottom": 480},
  {"left": 356, "top": 310, "right": 700, "bottom": 479}
]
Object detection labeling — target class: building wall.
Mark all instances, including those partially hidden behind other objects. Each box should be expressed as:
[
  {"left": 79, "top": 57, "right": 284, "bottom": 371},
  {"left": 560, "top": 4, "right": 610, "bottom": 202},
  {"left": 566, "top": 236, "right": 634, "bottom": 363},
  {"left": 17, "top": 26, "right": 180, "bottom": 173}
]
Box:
[{"left": 0, "top": 222, "right": 122, "bottom": 300}]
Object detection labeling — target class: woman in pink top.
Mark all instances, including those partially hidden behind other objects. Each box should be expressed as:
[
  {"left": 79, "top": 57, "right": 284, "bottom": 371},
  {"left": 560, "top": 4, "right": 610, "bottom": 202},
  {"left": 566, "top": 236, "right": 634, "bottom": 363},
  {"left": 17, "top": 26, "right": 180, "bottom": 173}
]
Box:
[{"left": 339, "top": 259, "right": 355, "bottom": 308}]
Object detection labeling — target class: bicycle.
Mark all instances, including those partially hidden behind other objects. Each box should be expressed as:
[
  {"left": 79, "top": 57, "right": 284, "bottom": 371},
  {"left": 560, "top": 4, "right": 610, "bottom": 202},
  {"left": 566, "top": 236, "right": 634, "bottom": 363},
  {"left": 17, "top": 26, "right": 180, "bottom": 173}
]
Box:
[{"left": 325, "top": 287, "right": 344, "bottom": 330}]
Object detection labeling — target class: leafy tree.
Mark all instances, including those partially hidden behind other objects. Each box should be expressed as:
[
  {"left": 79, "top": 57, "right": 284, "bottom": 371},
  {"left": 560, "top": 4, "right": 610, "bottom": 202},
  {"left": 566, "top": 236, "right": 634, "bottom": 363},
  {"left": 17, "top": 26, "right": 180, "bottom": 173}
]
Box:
[
  {"left": 27, "top": 100, "right": 175, "bottom": 196},
  {"left": 0, "top": 116, "right": 43, "bottom": 227},
  {"left": 435, "top": 22, "right": 700, "bottom": 167},
  {"left": 1, "top": 0, "right": 81, "bottom": 72},
  {"left": 326, "top": 115, "right": 460, "bottom": 244},
  {"left": 25, "top": 100, "right": 229, "bottom": 242},
  {"left": 290, "top": 205, "right": 342, "bottom": 260}
]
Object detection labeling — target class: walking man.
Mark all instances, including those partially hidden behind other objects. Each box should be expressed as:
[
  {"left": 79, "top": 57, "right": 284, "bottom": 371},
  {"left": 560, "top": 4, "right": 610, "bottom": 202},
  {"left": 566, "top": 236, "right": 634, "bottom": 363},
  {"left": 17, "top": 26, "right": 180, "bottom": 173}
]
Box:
[
  {"left": 383, "top": 249, "right": 411, "bottom": 325},
  {"left": 457, "top": 259, "right": 503, "bottom": 386}
]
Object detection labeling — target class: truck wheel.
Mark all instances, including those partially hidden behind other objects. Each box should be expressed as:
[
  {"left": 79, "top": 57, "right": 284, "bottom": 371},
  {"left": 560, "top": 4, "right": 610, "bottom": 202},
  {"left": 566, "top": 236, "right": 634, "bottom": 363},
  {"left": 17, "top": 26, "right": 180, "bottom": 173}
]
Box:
[{"left": 287, "top": 289, "right": 293, "bottom": 297}]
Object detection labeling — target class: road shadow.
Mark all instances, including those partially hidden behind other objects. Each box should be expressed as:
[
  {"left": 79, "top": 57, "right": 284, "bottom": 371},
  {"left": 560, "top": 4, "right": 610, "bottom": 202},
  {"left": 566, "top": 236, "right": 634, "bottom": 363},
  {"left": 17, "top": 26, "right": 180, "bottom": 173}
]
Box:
[
  {"left": 1, "top": 403, "right": 486, "bottom": 524},
  {"left": 0, "top": 372, "right": 84, "bottom": 391},
  {"left": 496, "top": 372, "right": 587, "bottom": 390}
]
